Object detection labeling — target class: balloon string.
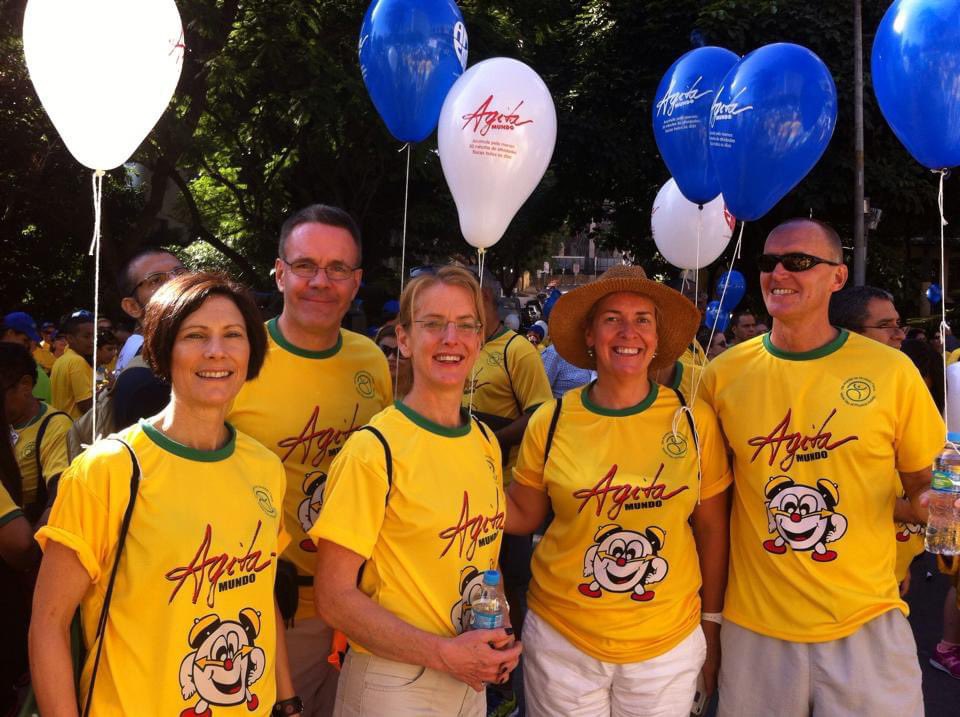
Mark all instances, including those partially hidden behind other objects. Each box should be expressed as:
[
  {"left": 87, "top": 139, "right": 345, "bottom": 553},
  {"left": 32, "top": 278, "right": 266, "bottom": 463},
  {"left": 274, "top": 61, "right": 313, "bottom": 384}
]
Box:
[
  {"left": 394, "top": 142, "right": 411, "bottom": 400},
  {"left": 938, "top": 169, "right": 951, "bottom": 442},
  {"left": 468, "top": 248, "right": 486, "bottom": 420},
  {"left": 88, "top": 169, "right": 105, "bottom": 441},
  {"left": 691, "top": 221, "right": 744, "bottom": 405}
]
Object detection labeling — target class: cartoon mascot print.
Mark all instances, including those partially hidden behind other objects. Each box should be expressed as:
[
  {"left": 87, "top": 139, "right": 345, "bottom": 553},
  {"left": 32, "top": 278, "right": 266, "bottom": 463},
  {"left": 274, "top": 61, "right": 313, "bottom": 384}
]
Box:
[
  {"left": 579, "top": 524, "right": 669, "bottom": 602},
  {"left": 450, "top": 566, "right": 487, "bottom": 634},
  {"left": 896, "top": 521, "right": 923, "bottom": 543},
  {"left": 179, "top": 608, "right": 266, "bottom": 717},
  {"left": 297, "top": 470, "right": 327, "bottom": 552},
  {"left": 763, "top": 475, "right": 847, "bottom": 562}
]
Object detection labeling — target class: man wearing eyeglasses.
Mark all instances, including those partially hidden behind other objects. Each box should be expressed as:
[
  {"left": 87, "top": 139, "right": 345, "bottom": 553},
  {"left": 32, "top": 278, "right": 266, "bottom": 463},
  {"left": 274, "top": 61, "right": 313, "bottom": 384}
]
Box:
[
  {"left": 829, "top": 286, "right": 906, "bottom": 350},
  {"left": 114, "top": 249, "right": 189, "bottom": 373},
  {"left": 701, "top": 218, "right": 944, "bottom": 717},
  {"left": 229, "top": 204, "right": 391, "bottom": 717}
]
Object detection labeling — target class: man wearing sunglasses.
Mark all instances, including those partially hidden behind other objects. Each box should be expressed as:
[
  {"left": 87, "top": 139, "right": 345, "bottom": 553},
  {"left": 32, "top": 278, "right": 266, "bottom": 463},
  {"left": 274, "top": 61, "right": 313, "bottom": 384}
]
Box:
[
  {"left": 701, "top": 218, "right": 944, "bottom": 716},
  {"left": 229, "top": 204, "right": 392, "bottom": 717}
]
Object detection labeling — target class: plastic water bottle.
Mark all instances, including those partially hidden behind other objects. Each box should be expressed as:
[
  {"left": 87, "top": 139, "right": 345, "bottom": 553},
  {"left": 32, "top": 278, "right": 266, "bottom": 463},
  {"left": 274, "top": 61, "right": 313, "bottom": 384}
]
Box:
[
  {"left": 925, "top": 435, "right": 960, "bottom": 555},
  {"left": 469, "top": 570, "right": 504, "bottom": 630}
]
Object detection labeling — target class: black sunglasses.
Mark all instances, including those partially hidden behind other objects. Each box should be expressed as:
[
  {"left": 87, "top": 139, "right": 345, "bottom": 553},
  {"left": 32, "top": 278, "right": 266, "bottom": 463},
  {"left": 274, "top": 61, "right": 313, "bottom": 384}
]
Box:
[
  {"left": 379, "top": 344, "right": 399, "bottom": 358},
  {"left": 758, "top": 252, "right": 842, "bottom": 273}
]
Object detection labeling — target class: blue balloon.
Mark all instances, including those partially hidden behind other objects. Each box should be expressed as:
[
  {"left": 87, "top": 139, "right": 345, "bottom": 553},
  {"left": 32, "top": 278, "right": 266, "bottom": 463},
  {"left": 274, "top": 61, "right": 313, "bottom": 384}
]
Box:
[
  {"left": 359, "top": 0, "right": 468, "bottom": 142},
  {"left": 927, "top": 283, "right": 943, "bottom": 305},
  {"left": 872, "top": 0, "right": 960, "bottom": 169},
  {"left": 708, "top": 43, "right": 837, "bottom": 221},
  {"left": 653, "top": 46, "right": 740, "bottom": 205},
  {"left": 704, "top": 300, "right": 730, "bottom": 332},
  {"left": 716, "top": 270, "right": 746, "bottom": 309}
]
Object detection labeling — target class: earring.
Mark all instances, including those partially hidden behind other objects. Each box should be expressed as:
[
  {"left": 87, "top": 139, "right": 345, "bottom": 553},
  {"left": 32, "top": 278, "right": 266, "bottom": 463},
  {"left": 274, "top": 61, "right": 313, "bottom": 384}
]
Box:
[{"left": 586, "top": 346, "right": 595, "bottom": 358}]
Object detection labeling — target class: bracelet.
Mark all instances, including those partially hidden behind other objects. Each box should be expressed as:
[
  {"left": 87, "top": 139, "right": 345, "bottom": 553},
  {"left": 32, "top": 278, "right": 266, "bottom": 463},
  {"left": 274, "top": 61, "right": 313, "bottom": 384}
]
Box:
[
  {"left": 273, "top": 696, "right": 304, "bottom": 716},
  {"left": 701, "top": 612, "right": 723, "bottom": 625}
]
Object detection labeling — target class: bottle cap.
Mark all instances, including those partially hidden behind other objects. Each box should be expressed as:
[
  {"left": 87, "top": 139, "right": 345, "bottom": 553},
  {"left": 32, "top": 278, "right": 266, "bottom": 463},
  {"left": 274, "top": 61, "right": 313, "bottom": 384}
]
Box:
[
  {"left": 948, "top": 432, "right": 960, "bottom": 444},
  {"left": 482, "top": 570, "right": 500, "bottom": 586}
]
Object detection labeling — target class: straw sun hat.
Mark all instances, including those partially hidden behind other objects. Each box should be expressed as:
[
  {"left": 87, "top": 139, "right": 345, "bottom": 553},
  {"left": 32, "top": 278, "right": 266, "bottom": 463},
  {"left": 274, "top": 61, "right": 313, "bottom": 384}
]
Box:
[{"left": 548, "top": 265, "right": 700, "bottom": 371}]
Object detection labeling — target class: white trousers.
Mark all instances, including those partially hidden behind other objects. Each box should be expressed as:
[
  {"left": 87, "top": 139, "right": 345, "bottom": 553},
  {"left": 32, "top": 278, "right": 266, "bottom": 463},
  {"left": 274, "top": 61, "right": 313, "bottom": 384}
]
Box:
[{"left": 522, "top": 610, "right": 706, "bottom": 717}]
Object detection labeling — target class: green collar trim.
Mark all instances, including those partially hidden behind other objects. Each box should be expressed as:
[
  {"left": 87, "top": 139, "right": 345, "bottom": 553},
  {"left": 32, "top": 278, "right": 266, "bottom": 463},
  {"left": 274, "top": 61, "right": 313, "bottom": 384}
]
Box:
[
  {"left": 14, "top": 402, "right": 47, "bottom": 430},
  {"left": 395, "top": 400, "right": 471, "bottom": 437},
  {"left": 268, "top": 318, "right": 342, "bottom": 359},
  {"left": 486, "top": 324, "right": 510, "bottom": 343},
  {"left": 670, "top": 361, "right": 683, "bottom": 390},
  {"left": 582, "top": 380, "right": 659, "bottom": 417},
  {"left": 140, "top": 419, "right": 237, "bottom": 461},
  {"left": 763, "top": 329, "right": 849, "bottom": 361}
]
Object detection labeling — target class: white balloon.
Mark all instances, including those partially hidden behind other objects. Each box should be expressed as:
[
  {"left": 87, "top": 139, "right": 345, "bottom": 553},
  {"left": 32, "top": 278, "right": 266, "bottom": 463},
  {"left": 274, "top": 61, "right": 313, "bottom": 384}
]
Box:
[
  {"left": 23, "top": 0, "right": 184, "bottom": 171},
  {"left": 438, "top": 58, "right": 557, "bottom": 250},
  {"left": 651, "top": 178, "right": 735, "bottom": 270}
]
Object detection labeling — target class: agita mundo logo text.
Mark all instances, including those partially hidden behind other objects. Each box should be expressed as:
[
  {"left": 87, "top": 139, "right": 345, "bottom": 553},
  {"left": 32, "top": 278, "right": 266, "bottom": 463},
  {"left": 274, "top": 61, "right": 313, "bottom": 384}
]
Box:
[
  {"left": 461, "top": 95, "right": 534, "bottom": 136},
  {"left": 710, "top": 86, "right": 754, "bottom": 128},
  {"left": 655, "top": 76, "right": 712, "bottom": 117}
]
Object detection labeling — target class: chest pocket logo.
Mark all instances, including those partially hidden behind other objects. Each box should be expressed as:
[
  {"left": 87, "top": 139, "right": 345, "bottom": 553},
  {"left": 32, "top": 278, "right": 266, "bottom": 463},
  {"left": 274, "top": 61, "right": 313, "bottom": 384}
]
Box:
[
  {"left": 661, "top": 431, "right": 688, "bottom": 459},
  {"left": 354, "top": 370, "right": 376, "bottom": 399},
  {"left": 840, "top": 377, "right": 875, "bottom": 407},
  {"left": 252, "top": 486, "right": 277, "bottom": 518}
]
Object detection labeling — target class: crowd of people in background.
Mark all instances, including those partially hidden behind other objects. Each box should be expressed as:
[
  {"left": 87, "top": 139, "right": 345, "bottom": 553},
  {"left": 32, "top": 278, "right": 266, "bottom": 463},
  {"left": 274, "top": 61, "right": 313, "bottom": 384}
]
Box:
[{"left": 2, "top": 206, "right": 959, "bottom": 717}]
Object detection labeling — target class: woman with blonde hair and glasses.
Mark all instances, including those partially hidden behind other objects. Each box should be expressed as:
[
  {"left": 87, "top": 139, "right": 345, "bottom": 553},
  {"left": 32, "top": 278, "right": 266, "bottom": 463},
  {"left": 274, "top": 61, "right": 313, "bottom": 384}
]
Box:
[
  {"left": 311, "top": 266, "right": 521, "bottom": 716},
  {"left": 506, "top": 265, "right": 732, "bottom": 716}
]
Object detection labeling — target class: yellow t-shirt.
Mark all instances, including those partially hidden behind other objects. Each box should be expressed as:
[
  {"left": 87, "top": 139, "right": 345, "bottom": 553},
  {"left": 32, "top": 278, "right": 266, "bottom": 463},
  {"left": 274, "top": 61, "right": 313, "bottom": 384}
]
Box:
[
  {"left": 309, "top": 403, "right": 504, "bottom": 651},
  {"left": 463, "top": 326, "right": 552, "bottom": 470},
  {"left": 0, "top": 483, "right": 23, "bottom": 526},
  {"left": 512, "top": 381, "right": 732, "bottom": 663},
  {"left": 13, "top": 402, "right": 72, "bottom": 507},
  {"left": 228, "top": 320, "right": 392, "bottom": 619},
  {"left": 37, "top": 421, "right": 288, "bottom": 716},
  {"left": 33, "top": 345, "right": 56, "bottom": 375},
  {"left": 700, "top": 330, "right": 944, "bottom": 642},
  {"left": 948, "top": 347, "right": 960, "bottom": 366},
  {"left": 50, "top": 347, "right": 93, "bottom": 419}
]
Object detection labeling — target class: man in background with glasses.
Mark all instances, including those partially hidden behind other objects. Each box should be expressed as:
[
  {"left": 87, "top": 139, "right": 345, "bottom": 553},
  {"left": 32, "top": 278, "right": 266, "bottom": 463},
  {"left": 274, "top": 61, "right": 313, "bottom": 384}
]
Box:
[
  {"left": 229, "top": 204, "right": 391, "bottom": 717},
  {"left": 115, "top": 249, "right": 189, "bottom": 372},
  {"left": 829, "top": 285, "right": 906, "bottom": 350},
  {"left": 701, "top": 218, "right": 943, "bottom": 716}
]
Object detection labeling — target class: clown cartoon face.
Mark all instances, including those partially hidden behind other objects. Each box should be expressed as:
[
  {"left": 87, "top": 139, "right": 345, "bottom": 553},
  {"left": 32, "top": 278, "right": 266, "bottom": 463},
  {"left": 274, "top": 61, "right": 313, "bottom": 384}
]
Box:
[
  {"left": 763, "top": 475, "right": 847, "bottom": 562},
  {"left": 297, "top": 471, "right": 327, "bottom": 552},
  {"left": 579, "top": 524, "right": 668, "bottom": 602},
  {"left": 178, "top": 608, "right": 266, "bottom": 716},
  {"left": 450, "top": 566, "right": 487, "bottom": 634}
]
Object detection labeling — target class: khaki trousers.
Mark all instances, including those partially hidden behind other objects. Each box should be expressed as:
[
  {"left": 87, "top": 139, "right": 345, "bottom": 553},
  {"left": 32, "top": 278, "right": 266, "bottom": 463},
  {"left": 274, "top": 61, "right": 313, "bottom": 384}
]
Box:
[
  {"left": 717, "top": 610, "right": 923, "bottom": 717},
  {"left": 333, "top": 650, "right": 484, "bottom": 717}
]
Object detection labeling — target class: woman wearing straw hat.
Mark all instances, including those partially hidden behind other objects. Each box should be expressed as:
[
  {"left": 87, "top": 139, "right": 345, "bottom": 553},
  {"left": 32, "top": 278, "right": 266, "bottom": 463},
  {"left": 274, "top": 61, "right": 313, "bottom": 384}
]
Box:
[{"left": 506, "top": 265, "right": 732, "bottom": 716}]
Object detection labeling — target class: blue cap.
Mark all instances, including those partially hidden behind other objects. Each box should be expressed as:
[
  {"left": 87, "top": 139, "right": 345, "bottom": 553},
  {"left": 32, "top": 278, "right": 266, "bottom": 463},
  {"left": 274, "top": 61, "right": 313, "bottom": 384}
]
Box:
[
  {"left": 2, "top": 312, "right": 40, "bottom": 342},
  {"left": 482, "top": 570, "right": 500, "bottom": 586},
  {"left": 948, "top": 432, "right": 960, "bottom": 444}
]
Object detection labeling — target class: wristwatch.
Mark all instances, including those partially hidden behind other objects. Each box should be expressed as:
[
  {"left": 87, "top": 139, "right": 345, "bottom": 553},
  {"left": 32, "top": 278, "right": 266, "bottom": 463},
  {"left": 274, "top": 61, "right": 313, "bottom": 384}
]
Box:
[{"left": 273, "top": 696, "right": 304, "bottom": 716}]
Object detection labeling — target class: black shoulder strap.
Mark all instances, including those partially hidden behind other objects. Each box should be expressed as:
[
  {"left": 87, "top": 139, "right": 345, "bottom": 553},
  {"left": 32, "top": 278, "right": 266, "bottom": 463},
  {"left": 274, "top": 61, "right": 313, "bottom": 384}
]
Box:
[
  {"left": 471, "top": 416, "right": 491, "bottom": 443},
  {"left": 671, "top": 388, "right": 700, "bottom": 483},
  {"left": 31, "top": 410, "right": 71, "bottom": 518},
  {"left": 358, "top": 426, "right": 392, "bottom": 501},
  {"left": 502, "top": 333, "right": 525, "bottom": 416},
  {"left": 82, "top": 438, "right": 141, "bottom": 717},
  {"left": 543, "top": 397, "right": 563, "bottom": 467}
]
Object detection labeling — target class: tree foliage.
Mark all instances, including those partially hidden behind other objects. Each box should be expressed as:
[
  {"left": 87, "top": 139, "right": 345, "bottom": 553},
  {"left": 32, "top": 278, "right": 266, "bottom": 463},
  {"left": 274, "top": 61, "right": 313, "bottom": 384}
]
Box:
[{"left": 0, "top": 0, "right": 955, "bottom": 322}]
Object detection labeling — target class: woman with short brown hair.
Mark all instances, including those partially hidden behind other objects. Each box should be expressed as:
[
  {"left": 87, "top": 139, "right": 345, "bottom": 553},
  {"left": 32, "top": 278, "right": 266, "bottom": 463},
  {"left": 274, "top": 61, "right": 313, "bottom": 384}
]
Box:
[{"left": 30, "top": 272, "right": 301, "bottom": 716}]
